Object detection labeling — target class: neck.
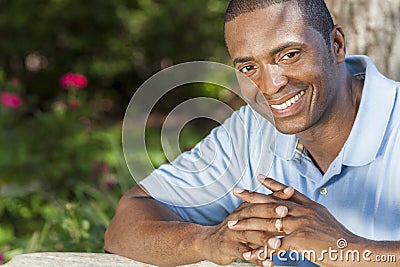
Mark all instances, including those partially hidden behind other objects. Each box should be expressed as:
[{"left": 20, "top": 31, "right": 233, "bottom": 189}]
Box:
[{"left": 297, "top": 72, "right": 364, "bottom": 173}]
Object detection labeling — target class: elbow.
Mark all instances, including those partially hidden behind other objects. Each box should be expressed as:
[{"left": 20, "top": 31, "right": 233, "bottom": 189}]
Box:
[
  {"left": 104, "top": 185, "right": 151, "bottom": 257},
  {"left": 104, "top": 222, "right": 117, "bottom": 254},
  {"left": 104, "top": 204, "right": 127, "bottom": 255}
]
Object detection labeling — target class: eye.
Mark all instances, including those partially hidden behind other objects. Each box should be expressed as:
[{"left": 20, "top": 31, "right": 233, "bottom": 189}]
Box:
[
  {"left": 281, "top": 51, "right": 300, "bottom": 61},
  {"left": 239, "top": 65, "right": 256, "bottom": 74}
]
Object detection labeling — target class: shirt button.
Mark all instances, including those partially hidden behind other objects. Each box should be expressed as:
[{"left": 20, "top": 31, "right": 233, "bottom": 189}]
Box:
[{"left": 320, "top": 187, "right": 328, "bottom": 195}]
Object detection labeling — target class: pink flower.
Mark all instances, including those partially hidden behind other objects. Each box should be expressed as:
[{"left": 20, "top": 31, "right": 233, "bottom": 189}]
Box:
[
  {"left": 60, "top": 73, "right": 87, "bottom": 90},
  {"left": 1, "top": 92, "right": 23, "bottom": 109},
  {"left": 0, "top": 253, "right": 4, "bottom": 264}
]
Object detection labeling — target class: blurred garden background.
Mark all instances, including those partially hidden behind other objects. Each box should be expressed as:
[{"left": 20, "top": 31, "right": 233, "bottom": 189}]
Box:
[
  {"left": 0, "top": 0, "right": 234, "bottom": 263},
  {"left": 0, "top": 0, "right": 399, "bottom": 264}
]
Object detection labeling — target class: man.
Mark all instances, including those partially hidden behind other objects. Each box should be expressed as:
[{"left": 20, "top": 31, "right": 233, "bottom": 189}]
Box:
[{"left": 105, "top": 0, "right": 400, "bottom": 266}]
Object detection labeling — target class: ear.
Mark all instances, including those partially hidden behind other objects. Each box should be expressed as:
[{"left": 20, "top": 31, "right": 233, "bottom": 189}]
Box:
[{"left": 331, "top": 25, "right": 346, "bottom": 63}]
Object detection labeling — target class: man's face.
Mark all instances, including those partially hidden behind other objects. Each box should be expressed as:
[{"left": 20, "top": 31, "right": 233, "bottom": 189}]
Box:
[{"left": 225, "top": 2, "right": 340, "bottom": 135}]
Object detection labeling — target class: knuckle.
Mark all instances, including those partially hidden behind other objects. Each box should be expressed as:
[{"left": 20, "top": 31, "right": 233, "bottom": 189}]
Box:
[
  {"left": 243, "top": 204, "right": 257, "bottom": 217},
  {"left": 263, "top": 219, "right": 276, "bottom": 232},
  {"left": 292, "top": 229, "right": 310, "bottom": 241}
]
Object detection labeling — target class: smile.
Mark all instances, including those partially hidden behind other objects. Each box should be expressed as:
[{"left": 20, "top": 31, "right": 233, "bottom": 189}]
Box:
[{"left": 270, "top": 91, "right": 305, "bottom": 110}]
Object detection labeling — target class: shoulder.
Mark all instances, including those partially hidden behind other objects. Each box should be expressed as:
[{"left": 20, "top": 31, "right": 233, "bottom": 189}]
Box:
[
  {"left": 235, "top": 105, "right": 275, "bottom": 132},
  {"left": 212, "top": 104, "right": 274, "bottom": 141}
]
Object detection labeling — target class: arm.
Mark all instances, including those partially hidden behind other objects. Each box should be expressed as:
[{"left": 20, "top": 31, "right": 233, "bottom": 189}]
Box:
[
  {"left": 104, "top": 185, "right": 290, "bottom": 266},
  {"left": 230, "top": 177, "right": 400, "bottom": 267},
  {"left": 104, "top": 185, "right": 207, "bottom": 266}
]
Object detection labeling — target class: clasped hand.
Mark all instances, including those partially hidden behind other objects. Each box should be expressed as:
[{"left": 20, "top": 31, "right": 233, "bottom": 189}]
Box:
[{"left": 202, "top": 175, "right": 359, "bottom": 267}]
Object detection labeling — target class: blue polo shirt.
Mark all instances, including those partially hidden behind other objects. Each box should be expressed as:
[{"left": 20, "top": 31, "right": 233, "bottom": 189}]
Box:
[{"left": 141, "top": 56, "right": 400, "bottom": 244}]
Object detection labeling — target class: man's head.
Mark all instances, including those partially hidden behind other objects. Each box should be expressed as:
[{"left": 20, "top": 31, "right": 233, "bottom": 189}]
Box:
[
  {"left": 224, "top": 0, "right": 349, "bottom": 135},
  {"left": 224, "top": 0, "right": 334, "bottom": 48}
]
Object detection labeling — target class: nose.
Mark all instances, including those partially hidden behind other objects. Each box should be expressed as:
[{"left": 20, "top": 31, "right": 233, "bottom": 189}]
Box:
[{"left": 259, "top": 64, "right": 288, "bottom": 96}]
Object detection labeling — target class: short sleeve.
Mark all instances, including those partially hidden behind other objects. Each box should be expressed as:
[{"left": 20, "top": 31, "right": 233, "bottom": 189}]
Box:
[{"left": 140, "top": 105, "right": 275, "bottom": 225}]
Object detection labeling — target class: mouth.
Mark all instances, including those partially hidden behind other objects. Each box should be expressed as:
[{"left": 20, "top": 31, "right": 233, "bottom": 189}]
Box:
[{"left": 269, "top": 91, "right": 305, "bottom": 111}]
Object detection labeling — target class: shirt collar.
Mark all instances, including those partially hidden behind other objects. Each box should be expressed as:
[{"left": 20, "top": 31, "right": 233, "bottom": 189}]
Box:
[
  {"left": 273, "top": 55, "right": 397, "bottom": 165},
  {"left": 273, "top": 131, "right": 298, "bottom": 161},
  {"left": 342, "top": 55, "right": 396, "bottom": 166}
]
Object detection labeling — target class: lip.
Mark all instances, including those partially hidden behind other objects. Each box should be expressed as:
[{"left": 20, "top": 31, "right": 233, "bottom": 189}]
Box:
[{"left": 267, "top": 90, "right": 306, "bottom": 116}]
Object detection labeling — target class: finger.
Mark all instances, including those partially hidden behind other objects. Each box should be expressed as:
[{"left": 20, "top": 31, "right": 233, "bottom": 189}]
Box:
[
  {"left": 258, "top": 176, "right": 308, "bottom": 203},
  {"left": 231, "top": 192, "right": 309, "bottom": 219},
  {"left": 231, "top": 229, "right": 272, "bottom": 247},
  {"left": 217, "top": 241, "right": 255, "bottom": 265},
  {"left": 230, "top": 203, "right": 289, "bottom": 220},
  {"left": 232, "top": 242, "right": 255, "bottom": 260},
  {"left": 233, "top": 188, "right": 274, "bottom": 204},
  {"left": 257, "top": 175, "right": 287, "bottom": 192},
  {"left": 262, "top": 259, "right": 274, "bottom": 267},
  {"left": 278, "top": 234, "right": 301, "bottom": 254},
  {"left": 273, "top": 186, "right": 295, "bottom": 200},
  {"left": 233, "top": 189, "right": 291, "bottom": 213},
  {"left": 228, "top": 217, "right": 289, "bottom": 235}
]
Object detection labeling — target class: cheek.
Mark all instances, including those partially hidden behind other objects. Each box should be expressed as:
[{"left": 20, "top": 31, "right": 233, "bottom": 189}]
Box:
[
  {"left": 236, "top": 73, "right": 274, "bottom": 120},
  {"left": 241, "top": 85, "right": 258, "bottom": 103},
  {"left": 237, "top": 73, "right": 259, "bottom": 100},
  {"left": 241, "top": 88, "right": 274, "bottom": 122}
]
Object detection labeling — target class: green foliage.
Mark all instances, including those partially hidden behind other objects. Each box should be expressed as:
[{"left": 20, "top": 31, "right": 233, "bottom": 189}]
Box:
[
  {"left": 0, "top": 0, "right": 231, "bottom": 111},
  {"left": 0, "top": 183, "right": 122, "bottom": 262},
  {"left": 0, "top": 73, "right": 135, "bottom": 262},
  {"left": 1, "top": 82, "right": 103, "bottom": 193},
  {"left": 0, "top": 0, "right": 237, "bottom": 263}
]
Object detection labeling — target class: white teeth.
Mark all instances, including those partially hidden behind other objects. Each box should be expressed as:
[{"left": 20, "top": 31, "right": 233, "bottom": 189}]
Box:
[{"left": 271, "top": 91, "right": 305, "bottom": 110}]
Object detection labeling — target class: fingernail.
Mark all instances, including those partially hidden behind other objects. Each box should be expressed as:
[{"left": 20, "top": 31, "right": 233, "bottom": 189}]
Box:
[
  {"left": 268, "top": 237, "right": 281, "bottom": 249},
  {"left": 284, "top": 186, "right": 294, "bottom": 194},
  {"left": 243, "top": 251, "right": 252, "bottom": 260},
  {"left": 275, "top": 206, "right": 288, "bottom": 217},
  {"left": 257, "top": 174, "right": 267, "bottom": 182},
  {"left": 262, "top": 259, "right": 273, "bottom": 267},
  {"left": 227, "top": 220, "right": 238, "bottom": 228},
  {"left": 233, "top": 188, "right": 245, "bottom": 194}
]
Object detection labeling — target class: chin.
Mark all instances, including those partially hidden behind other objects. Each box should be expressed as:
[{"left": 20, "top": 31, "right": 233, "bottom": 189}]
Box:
[{"left": 274, "top": 122, "right": 307, "bottom": 135}]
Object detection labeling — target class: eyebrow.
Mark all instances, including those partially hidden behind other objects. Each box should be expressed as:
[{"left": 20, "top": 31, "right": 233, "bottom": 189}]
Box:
[
  {"left": 269, "top": 42, "right": 307, "bottom": 56},
  {"left": 233, "top": 56, "right": 255, "bottom": 66},
  {"left": 232, "top": 42, "right": 307, "bottom": 66}
]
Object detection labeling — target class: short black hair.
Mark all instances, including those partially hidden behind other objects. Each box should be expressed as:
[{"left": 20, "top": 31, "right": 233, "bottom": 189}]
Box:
[{"left": 224, "top": 0, "right": 334, "bottom": 47}]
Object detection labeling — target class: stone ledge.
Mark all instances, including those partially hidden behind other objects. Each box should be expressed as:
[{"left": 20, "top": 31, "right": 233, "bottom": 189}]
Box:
[{"left": 1, "top": 252, "right": 251, "bottom": 267}]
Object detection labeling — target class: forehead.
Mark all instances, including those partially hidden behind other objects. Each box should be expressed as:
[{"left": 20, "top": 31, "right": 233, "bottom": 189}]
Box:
[{"left": 225, "top": 2, "right": 322, "bottom": 58}]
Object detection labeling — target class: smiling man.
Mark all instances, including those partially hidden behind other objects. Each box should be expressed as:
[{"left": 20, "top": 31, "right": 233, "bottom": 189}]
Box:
[{"left": 105, "top": 0, "right": 400, "bottom": 266}]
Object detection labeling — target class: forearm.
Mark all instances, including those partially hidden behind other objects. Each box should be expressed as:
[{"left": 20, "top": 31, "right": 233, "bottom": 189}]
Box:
[
  {"left": 104, "top": 194, "right": 210, "bottom": 266},
  {"left": 106, "top": 220, "right": 208, "bottom": 266}
]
